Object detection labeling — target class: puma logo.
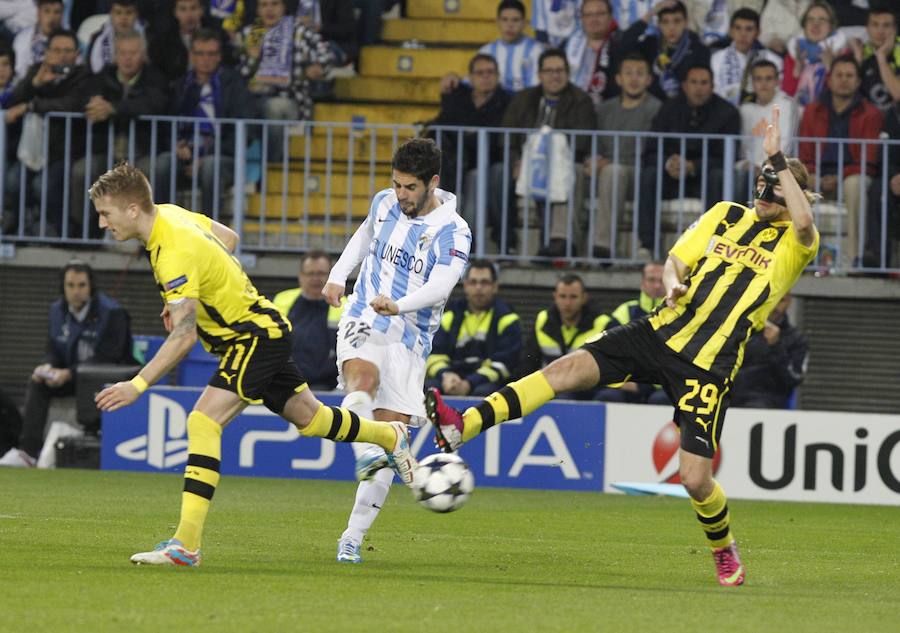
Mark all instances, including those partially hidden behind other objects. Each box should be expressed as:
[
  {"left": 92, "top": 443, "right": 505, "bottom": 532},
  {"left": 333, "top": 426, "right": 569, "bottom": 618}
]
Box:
[
  {"left": 695, "top": 416, "right": 712, "bottom": 433},
  {"left": 719, "top": 220, "right": 737, "bottom": 231},
  {"left": 219, "top": 371, "right": 236, "bottom": 385}
]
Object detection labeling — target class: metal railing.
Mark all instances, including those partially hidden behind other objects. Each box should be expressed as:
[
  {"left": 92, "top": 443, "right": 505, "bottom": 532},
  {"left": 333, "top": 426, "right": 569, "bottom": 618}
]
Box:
[{"left": 1, "top": 111, "right": 898, "bottom": 273}]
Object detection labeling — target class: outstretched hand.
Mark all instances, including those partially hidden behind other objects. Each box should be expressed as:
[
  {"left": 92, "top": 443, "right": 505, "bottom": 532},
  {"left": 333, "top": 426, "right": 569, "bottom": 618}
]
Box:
[{"left": 763, "top": 105, "right": 781, "bottom": 158}]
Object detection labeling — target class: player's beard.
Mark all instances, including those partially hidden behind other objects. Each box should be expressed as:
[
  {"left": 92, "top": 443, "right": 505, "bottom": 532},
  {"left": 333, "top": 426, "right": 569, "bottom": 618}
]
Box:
[{"left": 401, "top": 190, "right": 430, "bottom": 218}]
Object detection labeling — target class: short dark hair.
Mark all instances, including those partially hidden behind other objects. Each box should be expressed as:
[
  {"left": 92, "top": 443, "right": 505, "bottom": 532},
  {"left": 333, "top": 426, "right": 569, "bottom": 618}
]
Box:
[
  {"left": 658, "top": 0, "right": 687, "bottom": 19},
  {"left": 60, "top": 259, "right": 97, "bottom": 297},
  {"left": 616, "top": 51, "right": 650, "bottom": 74},
  {"left": 392, "top": 138, "right": 442, "bottom": 184},
  {"left": 465, "top": 259, "right": 498, "bottom": 282},
  {"left": 469, "top": 53, "right": 499, "bottom": 74},
  {"left": 47, "top": 28, "right": 78, "bottom": 50},
  {"left": 830, "top": 54, "right": 861, "bottom": 77},
  {"left": 497, "top": 0, "right": 526, "bottom": 18},
  {"left": 300, "top": 250, "right": 331, "bottom": 268},
  {"left": 749, "top": 59, "right": 779, "bottom": 77},
  {"left": 556, "top": 273, "right": 585, "bottom": 290},
  {"left": 37, "top": 0, "right": 63, "bottom": 7},
  {"left": 539, "top": 47, "right": 569, "bottom": 73},
  {"left": 581, "top": 0, "right": 612, "bottom": 14},
  {"left": 868, "top": 2, "right": 898, "bottom": 28},
  {"left": 0, "top": 46, "right": 14, "bottom": 70},
  {"left": 681, "top": 62, "right": 713, "bottom": 82},
  {"left": 730, "top": 7, "right": 760, "bottom": 28},
  {"left": 111, "top": 0, "right": 139, "bottom": 8},
  {"left": 192, "top": 28, "right": 223, "bottom": 49}
]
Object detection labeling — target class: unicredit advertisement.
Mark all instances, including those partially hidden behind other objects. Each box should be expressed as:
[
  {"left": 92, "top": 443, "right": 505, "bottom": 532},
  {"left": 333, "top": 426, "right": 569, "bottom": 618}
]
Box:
[
  {"left": 100, "top": 388, "right": 606, "bottom": 491},
  {"left": 603, "top": 404, "right": 900, "bottom": 506}
]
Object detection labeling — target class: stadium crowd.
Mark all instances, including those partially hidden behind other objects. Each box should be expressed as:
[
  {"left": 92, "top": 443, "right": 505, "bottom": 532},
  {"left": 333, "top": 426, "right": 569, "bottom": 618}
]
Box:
[{"left": 0, "top": 0, "right": 896, "bottom": 267}]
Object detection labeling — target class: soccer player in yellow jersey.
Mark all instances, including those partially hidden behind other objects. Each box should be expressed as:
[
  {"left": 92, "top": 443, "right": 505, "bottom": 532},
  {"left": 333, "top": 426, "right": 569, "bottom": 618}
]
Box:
[
  {"left": 90, "top": 163, "right": 419, "bottom": 567},
  {"left": 426, "top": 105, "right": 819, "bottom": 587}
]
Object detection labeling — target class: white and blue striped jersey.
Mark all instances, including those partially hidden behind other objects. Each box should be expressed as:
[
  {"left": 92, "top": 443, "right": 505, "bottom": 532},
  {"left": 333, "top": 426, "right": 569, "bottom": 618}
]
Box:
[
  {"left": 479, "top": 37, "right": 543, "bottom": 92},
  {"left": 532, "top": 0, "right": 581, "bottom": 47},
  {"left": 333, "top": 188, "right": 471, "bottom": 359}
]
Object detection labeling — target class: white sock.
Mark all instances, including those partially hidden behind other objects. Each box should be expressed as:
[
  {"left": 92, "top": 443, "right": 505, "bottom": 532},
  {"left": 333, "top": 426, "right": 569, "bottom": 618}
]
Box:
[
  {"left": 340, "top": 389, "right": 389, "bottom": 544},
  {"left": 341, "top": 466, "right": 394, "bottom": 544},
  {"left": 340, "top": 390, "right": 374, "bottom": 420}
]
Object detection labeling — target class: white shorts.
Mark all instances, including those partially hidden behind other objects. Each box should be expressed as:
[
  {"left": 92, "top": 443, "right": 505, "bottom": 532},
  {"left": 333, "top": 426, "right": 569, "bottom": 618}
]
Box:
[{"left": 336, "top": 316, "right": 427, "bottom": 422}]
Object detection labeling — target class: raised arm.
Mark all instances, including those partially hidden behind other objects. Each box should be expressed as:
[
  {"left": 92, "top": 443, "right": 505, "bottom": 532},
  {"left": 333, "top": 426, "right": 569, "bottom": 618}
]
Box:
[
  {"left": 764, "top": 105, "right": 816, "bottom": 247},
  {"left": 663, "top": 254, "right": 690, "bottom": 309},
  {"left": 323, "top": 217, "right": 374, "bottom": 306}
]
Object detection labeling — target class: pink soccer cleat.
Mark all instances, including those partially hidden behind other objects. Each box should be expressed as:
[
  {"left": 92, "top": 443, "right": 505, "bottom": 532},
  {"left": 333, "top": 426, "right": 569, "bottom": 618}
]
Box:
[
  {"left": 424, "top": 388, "right": 465, "bottom": 453},
  {"left": 712, "top": 542, "right": 746, "bottom": 586}
]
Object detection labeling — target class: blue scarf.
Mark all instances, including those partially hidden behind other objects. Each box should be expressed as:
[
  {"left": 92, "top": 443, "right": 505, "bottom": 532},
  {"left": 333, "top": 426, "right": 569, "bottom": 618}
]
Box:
[
  {"left": 256, "top": 15, "right": 295, "bottom": 81},
  {"left": 180, "top": 70, "right": 221, "bottom": 155},
  {"left": 656, "top": 31, "right": 691, "bottom": 98},
  {"left": 0, "top": 81, "right": 14, "bottom": 108}
]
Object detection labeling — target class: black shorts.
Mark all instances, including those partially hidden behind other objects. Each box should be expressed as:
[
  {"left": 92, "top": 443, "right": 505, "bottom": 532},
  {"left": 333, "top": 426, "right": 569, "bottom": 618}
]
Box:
[
  {"left": 207, "top": 334, "right": 308, "bottom": 414},
  {"left": 582, "top": 318, "right": 731, "bottom": 458}
]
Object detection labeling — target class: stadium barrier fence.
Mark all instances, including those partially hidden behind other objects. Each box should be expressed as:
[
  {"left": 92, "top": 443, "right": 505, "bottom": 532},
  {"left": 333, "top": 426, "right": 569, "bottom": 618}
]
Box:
[{"left": 0, "top": 112, "right": 898, "bottom": 273}]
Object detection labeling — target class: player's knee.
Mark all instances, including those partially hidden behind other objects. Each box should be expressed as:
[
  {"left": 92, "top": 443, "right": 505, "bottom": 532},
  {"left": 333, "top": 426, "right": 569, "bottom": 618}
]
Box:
[
  {"left": 679, "top": 462, "right": 713, "bottom": 500},
  {"left": 543, "top": 350, "right": 599, "bottom": 393}
]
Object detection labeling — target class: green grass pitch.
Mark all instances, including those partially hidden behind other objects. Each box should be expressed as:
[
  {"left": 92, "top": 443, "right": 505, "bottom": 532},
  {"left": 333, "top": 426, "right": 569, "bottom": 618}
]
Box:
[{"left": 2, "top": 468, "right": 898, "bottom": 633}]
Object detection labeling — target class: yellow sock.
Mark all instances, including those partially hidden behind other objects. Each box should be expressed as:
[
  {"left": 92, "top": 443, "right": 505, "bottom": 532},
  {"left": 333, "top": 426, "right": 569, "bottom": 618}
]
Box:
[
  {"left": 300, "top": 403, "right": 396, "bottom": 451},
  {"left": 461, "top": 371, "right": 556, "bottom": 442},
  {"left": 691, "top": 480, "right": 734, "bottom": 549},
  {"left": 173, "top": 411, "right": 222, "bottom": 551}
]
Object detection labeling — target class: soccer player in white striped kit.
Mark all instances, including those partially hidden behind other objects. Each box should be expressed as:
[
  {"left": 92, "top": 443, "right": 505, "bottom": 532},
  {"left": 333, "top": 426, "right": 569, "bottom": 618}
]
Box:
[{"left": 323, "top": 138, "right": 472, "bottom": 563}]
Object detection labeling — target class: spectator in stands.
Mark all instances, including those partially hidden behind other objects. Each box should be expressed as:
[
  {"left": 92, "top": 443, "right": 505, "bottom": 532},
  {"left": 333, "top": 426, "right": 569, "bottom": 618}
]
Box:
[
  {"left": 503, "top": 48, "right": 596, "bottom": 258},
  {"left": 622, "top": 0, "right": 710, "bottom": 100},
  {"left": 86, "top": 0, "right": 144, "bottom": 73},
  {"left": 758, "top": 0, "right": 809, "bottom": 55},
  {"left": 731, "top": 294, "right": 809, "bottom": 409},
  {"left": 533, "top": 0, "right": 581, "bottom": 47},
  {"left": 798, "top": 55, "right": 882, "bottom": 268},
  {"left": 297, "top": 0, "right": 358, "bottom": 67},
  {"left": 519, "top": 273, "right": 608, "bottom": 399},
  {"left": 12, "top": 0, "right": 64, "bottom": 78},
  {"left": 351, "top": 0, "right": 399, "bottom": 46},
  {"left": 272, "top": 250, "right": 345, "bottom": 391},
  {"left": 148, "top": 0, "right": 234, "bottom": 83},
  {"left": 155, "top": 28, "right": 257, "bottom": 215},
  {"left": 850, "top": 2, "right": 900, "bottom": 112},
  {"left": 0, "top": 46, "right": 20, "bottom": 234},
  {"left": 0, "top": 45, "right": 14, "bottom": 104},
  {"left": 591, "top": 52, "right": 661, "bottom": 259},
  {"left": 637, "top": 63, "right": 741, "bottom": 257},
  {"left": 5, "top": 28, "right": 90, "bottom": 237},
  {"left": 863, "top": 102, "right": 900, "bottom": 269},
  {"left": 442, "top": 0, "right": 542, "bottom": 95},
  {"left": 564, "top": 0, "right": 621, "bottom": 109},
  {"left": 425, "top": 260, "right": 522, "bottom": 397},
  {"left": 429, "top": 53, "right": 511, "bottom": 248},
  {"left": 737, "top": 59, "right": 800, "bottom": 202},
  {"left": 70, "top": 29, "right": 167, "bottom": 236},
  {"left": 710, "top": 8, "right": 782, "bottom": 105},
  {"left": 0, "top": 261, "right": 135, "bottom": 468},
  {"left": 0, "top": 1, "right": 36, "bottom": 45},
  {"left": 611, "top": 0, "right": 654, "bottom": 33},
  {"left": 594, "top": 260, "right": 669, "bottom": 404},
  {"left": 238, "top": 0, "right": 331, "bottom": 159},
  {"left": 684, "top": 0, "right": 766, "bottom": 49},
  {"left": 783, "top": 0, "right": 849, "bottom": 107}
]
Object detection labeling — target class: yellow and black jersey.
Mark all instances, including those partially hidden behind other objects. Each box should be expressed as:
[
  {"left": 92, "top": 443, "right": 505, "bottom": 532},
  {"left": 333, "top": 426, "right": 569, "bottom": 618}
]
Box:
[
  {"left": 649, "top": 201, "right": 819, "bottom": 380},
  {"left": 146, "top": 204, "right": 290, "bottom": 355}
]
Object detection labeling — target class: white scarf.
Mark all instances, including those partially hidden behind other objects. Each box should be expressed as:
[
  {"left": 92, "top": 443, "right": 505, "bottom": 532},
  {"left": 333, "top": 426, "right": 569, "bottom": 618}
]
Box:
[{"left": 90, "top": 18, "right": 145, "bottom": 73}]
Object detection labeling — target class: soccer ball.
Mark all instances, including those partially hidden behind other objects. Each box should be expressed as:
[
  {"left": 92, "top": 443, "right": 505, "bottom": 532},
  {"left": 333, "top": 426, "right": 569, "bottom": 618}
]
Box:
[{"left": 412, "top": 453, "right": 475, "bottom": 513}]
